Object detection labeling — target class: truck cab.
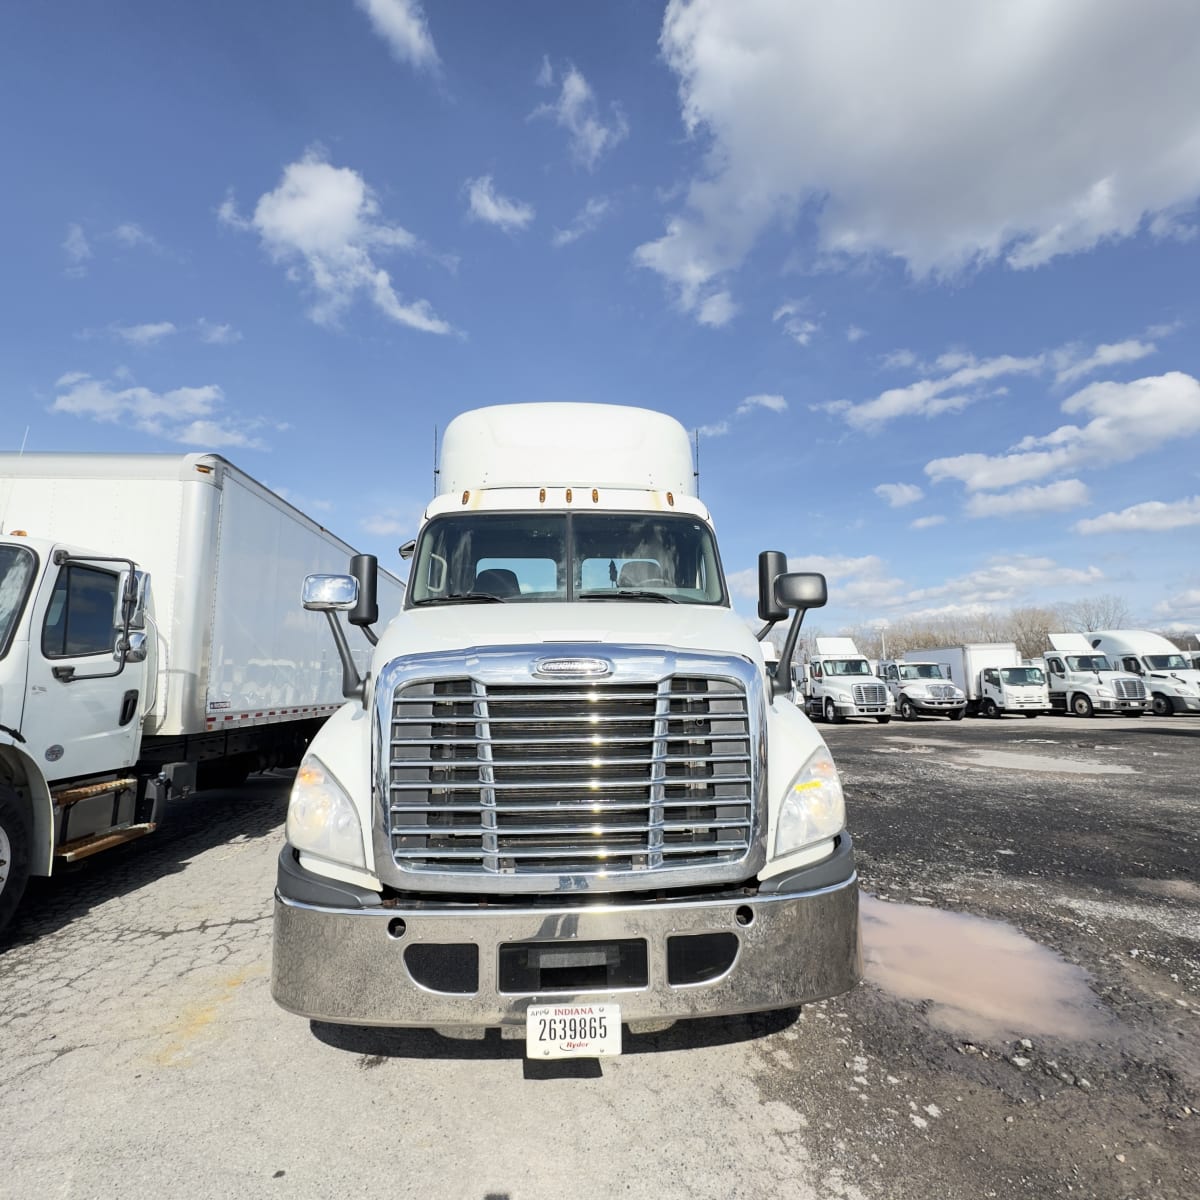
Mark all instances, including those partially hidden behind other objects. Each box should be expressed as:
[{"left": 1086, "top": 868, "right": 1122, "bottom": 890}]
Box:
[
  {"left": 1088, "top": 630, "right": 1200, "bottom": 716},
  {"left": 879, "top": 659, "right": 966, "bottom": 721},
  {"left": 977, "top": 663, "right": 1049, "bottom": 717},
  {"left": 801, "top": 637, "right": 892, "bottom": 724},
  {"left": 1045, "top": 633, "right": 1147, "bottom": 717}
]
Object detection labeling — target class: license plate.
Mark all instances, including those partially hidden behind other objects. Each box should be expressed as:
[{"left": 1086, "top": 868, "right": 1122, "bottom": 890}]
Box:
[{"left": 525, "top": 1003, "right": 622, "bottom": 1058}]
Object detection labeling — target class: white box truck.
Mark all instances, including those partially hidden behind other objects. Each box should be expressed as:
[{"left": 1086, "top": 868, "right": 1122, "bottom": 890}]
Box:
[
  {"left": 1086, "top": 630, "right": 1200, "bottom": 716},
  {"left": 271, "top": 403, "right": 861, "bottom": 1055},
  {"left": 0, "top": 452, "right": 402, "bottom": 934},
  {"left": 799, "top": 637, "right": 892, "bottom": 724},
  {"left": 903, "top": 643, "right": 1049, "bottom": 718},
  {"left": 1044, "top": 633, "right": 1147, "bottom": 717},
  {"left": 878, "top": 655, "right": 967, "bottom": 720}
]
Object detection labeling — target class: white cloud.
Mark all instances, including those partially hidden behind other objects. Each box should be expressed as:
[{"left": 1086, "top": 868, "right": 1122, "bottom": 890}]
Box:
[
  {"left": 926, "top": 372, "right": 1200, "bottom": 491},
  {"left": 1054, "top": 338, "right": 1157, "bottom": 384},
  {"left": 910, "top": 515, "right": 946, "bottom": 530},
  {"left": 110, "top": 223, "right": 162, "bottom": 253},
  {"left": 874, "top": 482, "right": 923, "bottom": 508},
  {"left": 51, "top": 372, "right": 264, "bottom": 448},
  {"left": 1155, "top": 589, "right": 1200, "bottom": 623},
  {"left": 355, "top": 0, "right": 438, "bottom": 70},
  {"left": 964, "top": 478, "right": 1090, "bottom": 518},
  {"left": 63, "top": 223, "right": 91, "bottom": 275},
  {"left": 636, "top": 0, "right": 1200, "bottom": 312},
  {"left": 533, "top": 62, "right": 628, "bottom": 170},
  {"left": 846, "top": 325, "right": 866, "bottom": 343},
  {"left": 899, "top": 555, "right": 1103, "bottom": 610},
  {"left": 466, "top": 176, "right": 535, "bottom": 232},
  {"left": 222, "top": 151, "right": 452, "bottom": 334},
  {"left": 736, "top": 393, "right": 787, "bottom": 416},
  {"left": 830, "top": 353, "right": 1042, "bottom": 431},
  {"left": 1075, "top": 496, "right": 1200, "bottom": 535},
  {"left": 881, "top": 349, "right": 917, "bottom": 370},
  {"left": 196, "top": 319, "right": 242, "bottom": 345},
  {"left": 111, "top": 321, "right": 177, "bottom": 346},
  {"left": 697, "top": 290, "right": 736, "bottom": 327},
  {"left": 696, "top": 420, "right": 729, "bottom": 439},
  {"left": 773, "top": 301, "right": 819, "bottom": 346},
  {"left": 552, "top": 197, "right": 611, "bottom": 247},
  {"left": 729, "top": 553, "right": 900, "bottom": 607}
]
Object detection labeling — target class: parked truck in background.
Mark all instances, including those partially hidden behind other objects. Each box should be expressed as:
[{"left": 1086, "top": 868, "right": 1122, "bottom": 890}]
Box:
[
  {"left": 0, "top": 452, "right": 403, "bottom": 934},
  {"left": 1044, "top": 633, "right": 1147, "bottom": 717},
  {"left": 799, "top": 637, "right": 892, "bottom": 724},
  {"left": 271, "top": 402, "right": 861, "bottom": 1057},
  {"left": 1086, "top": 630, "right": 1200, "bottom": 716},
  {"left": 904, "top": 643, "right": 1049, "bottom": 718},
  {"left": 878, "top": 656, "right": 966, "bottom": 720}
]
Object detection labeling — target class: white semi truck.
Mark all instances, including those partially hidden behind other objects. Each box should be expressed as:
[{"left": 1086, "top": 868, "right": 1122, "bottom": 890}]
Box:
[
  {"left": 903, "top": 643, "right": 1049, "bottom": 718},
  {"left": 1086, "top": 630, "right": 1200, "bottom": 716},
  {"left": 271, "top": 403, "right": 861, "bottom": 1056},
  {"left": 0, "top": 453, "right": 402, "bottom": 934},
  {"left": 878, "top": 656, "right": 967, "bottom": 720},
  {"left": 1044, "top": 633, "right": 1147, "bottom": 717},
  {"left": 799, "top": 637, "right": 892, "bottom": 724}
]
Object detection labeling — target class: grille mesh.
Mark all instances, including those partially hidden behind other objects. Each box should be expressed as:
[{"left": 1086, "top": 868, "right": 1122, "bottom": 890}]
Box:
[
  {"left": 1113, "top": 678, "right": 1147, "bottom": 700},
  {"left": 387, "top": 676, "right": 753, "bottom": 875},
  {"left": 852, "top": 683, "right": 888, "bottom": 707}
]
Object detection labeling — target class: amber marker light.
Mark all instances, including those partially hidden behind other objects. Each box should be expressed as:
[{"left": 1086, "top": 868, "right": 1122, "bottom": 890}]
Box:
[
  {"left": 565, "top": 488, "right": 573, "bottom": 502},
  {"left": 461, "top": 490, "right": 470, "bottom": 505}
]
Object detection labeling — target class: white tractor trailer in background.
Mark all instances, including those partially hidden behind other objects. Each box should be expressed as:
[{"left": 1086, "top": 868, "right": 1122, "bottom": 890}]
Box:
[
  {"left": 903, "top": 643, "right": 1049, "bottom": 718},
  {"left": 0, "top": 453, "right": 402, "bottom": 934},
  {"left": 1044, "top": 633, "right": 1148, "bottom": 717},
  {"left": 272, "top": 402, "right": 861, "bottom": 1057},
  {"left": 1086, "top": 630, "right": 1200, "bottom": 716},
  {"left": 799, "top": 637, "right": 893, "bottom": 724}
]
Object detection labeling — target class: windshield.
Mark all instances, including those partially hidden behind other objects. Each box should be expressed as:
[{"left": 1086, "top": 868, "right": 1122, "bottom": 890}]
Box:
[
  {"left": 1065, "top": 655, "right": 1112, "bottom": 671},
  {"left": 1000, "top": 667, "right": 1045, "bottom": 685},
  {"left": 899, "top": 663, "right": 945, "bottom": 680},
  {"left": 0, "top": 544, "right": 38, "bottom": 659},
  {"left": 407, "top": 512, "right": 726, "bottom": 606},
  {"left": 825, "top": 658, "right": 872, "bottom": 676},
  {"left": 1145, "top": 654, "right": 1187, "bottom": 670}
]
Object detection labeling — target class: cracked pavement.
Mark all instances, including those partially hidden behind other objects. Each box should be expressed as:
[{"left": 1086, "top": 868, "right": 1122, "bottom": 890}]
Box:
[{"left": 1, "top": 717, "right": 1197, "bottom": 1199}]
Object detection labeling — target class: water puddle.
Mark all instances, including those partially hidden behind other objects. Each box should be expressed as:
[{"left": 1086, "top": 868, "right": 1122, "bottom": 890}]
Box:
[
  {"left": 954, "top": 749, "right": 1134, "bottom": 775},
  {"left": 860, "top": 893, "right": 1109, "bottom": 1041}
]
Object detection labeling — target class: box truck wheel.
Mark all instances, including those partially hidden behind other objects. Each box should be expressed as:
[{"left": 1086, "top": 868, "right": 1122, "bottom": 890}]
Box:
[
  {"left": 899, "top": 697, "right": 917, "bottom": 721},
  {"left": 982, "top": 698, "right": 999, "bottom": 719},
  {"left": 1071, "top": 693, "right": 1094, "bottom": 718},
  {"left": 1151, "top": 693, "right": 1172, "bottom": 716},
  {"left": 824, "top": 698, "right": 844, "bottom": 724},
  {"left": 0, "top": 786, "right": 33, "bottom": 936},
  {"left": 948, "top": 708, "right": 965, "bottom": 721}
]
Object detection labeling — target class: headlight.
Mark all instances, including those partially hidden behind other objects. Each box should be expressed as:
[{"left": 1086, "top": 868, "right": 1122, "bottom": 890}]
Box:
[
  {"left": 775, "top": 744, "right": 846, "bottom": 858},
  {"left": 1097, "top": 687, "right": 1113, "bottom": 697},
  {"left": 286, "top": 755, "right": 365, "bottom": 868}
]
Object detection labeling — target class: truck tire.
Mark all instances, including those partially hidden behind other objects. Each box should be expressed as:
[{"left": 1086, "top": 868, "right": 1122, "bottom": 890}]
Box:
[
  {"left": 1071, "top": 693, "right": 1094, "bottom": 718},
  {"left": 899, "top": 697, "right": 916, "bottom": 721},
  {"left": 875, "top": 715, "right": 890, "bottom": 724},
  {"left": 982, "top": 698, "right": 999, "bottom": 719},
  {"left": 1151, "top": 693, "right": 1172, "bottom": 716},
  {"left": 948, "top": 708, "right": 965, "bottom": 721},
  {"left": 0, "top": 786, "right": 33, "bottom": 936},
  {"left": 1023, "top": 712, "right": 1038, "bottom": 718},
  {"left": 824, "top": 698, "right": 844, "bottom": 725}
]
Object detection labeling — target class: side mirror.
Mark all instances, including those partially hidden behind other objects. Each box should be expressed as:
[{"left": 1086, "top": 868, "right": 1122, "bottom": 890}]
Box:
[
  {"left": 303, "top": 574, "right": 359, "bottom": 611},
  {"left": 398, "top": 538, "right": 417, "bottom": 561},
  {"left": 757, "top": 551, "right": 789, "bottom": 622},
  {"left": 348, "top": 554, "right": 379, "bottom": 628},
  {"left": 774, "top": 572, "right": 827, "bottom": 611},
  {"left": 114, "top": 631, "right": 148, "bottom": 664},
  {"left": 115, "top": 569, "right": 149, "bottom": 630}
]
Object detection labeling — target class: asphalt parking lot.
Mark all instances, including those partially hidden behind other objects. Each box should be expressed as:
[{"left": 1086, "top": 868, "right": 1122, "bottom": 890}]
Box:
[{"left": 2, "top": 712, "right": 1197, "bottom": 1200}]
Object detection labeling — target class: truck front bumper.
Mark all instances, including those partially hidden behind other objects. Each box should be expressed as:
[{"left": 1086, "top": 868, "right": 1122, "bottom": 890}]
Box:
[{"left": 271, "top": 841, "right": 861, "bottom": 1031}]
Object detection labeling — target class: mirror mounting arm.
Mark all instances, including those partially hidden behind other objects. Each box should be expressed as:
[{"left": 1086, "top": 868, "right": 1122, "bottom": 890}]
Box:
[{"left": 323, "top": 611, "right": 368, "bottom": 704}]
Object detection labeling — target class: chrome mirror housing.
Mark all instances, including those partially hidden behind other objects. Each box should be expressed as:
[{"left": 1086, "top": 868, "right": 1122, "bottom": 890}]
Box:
[{"left": 303, "top": 574, "right": 359, "bottom": 611}]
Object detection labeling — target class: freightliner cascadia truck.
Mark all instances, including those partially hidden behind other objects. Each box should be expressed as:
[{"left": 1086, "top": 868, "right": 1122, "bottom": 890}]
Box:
[
  {"left": 0, "top": 453, "right": 402, "bottom": 935},
  {"left": 272, "top": 403, "right": 861, "bottom": 1058}
]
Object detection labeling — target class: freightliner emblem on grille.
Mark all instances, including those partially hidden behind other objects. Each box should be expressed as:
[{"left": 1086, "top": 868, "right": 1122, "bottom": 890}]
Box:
[{"left": 532, "top": 656, "right": 613, "bottom": 678}]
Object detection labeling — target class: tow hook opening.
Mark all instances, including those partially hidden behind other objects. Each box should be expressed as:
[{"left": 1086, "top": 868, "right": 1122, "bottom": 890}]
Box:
[
  {"left": 735, "top": 905, "right": 755, "bottom": 927},
  {"left": 387, "top": 917, "right": 407, "bottom": 940}
]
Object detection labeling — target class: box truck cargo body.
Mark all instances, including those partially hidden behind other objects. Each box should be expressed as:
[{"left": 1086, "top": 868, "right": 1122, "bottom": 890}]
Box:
[
  {"left": 904, "top": 643, "right": 1049, "bottom": 717},
  {"left": 0, "top": 453, "right": 402, "bottom": 933},
  {"left": 1086, "top": 630, "right": 1200, "bottom": 715},
  {"left": 271, "top": 403, "right": 860, "bottom": 1055}
]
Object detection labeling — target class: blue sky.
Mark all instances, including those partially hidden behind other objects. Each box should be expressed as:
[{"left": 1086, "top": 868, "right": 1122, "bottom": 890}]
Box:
[{"left": 3, "top": 0, "right": 1200, "bottom": 634}]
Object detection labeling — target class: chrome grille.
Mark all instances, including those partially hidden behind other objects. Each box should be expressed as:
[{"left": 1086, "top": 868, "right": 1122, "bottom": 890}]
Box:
[
  {"left": 928, "top": 684, "right": 956, "bottom": 700},
  {"left": 1113, "top": 678, "right": 1146, "bottom": 700},
  {"left": 852, "top": 683, "right": 888, "bottom": 707},
  {"left": 386, "top": 675, "right": 753, "bottom": 876}
]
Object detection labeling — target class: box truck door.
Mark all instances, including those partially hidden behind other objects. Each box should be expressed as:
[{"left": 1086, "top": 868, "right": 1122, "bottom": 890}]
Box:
[{"left": 21, "top": 559, "right": 143, "bottom": 781}]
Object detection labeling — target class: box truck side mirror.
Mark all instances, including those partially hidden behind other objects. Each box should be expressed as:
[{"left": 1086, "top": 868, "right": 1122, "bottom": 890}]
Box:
[
  {"left": 115, "top": 569, "right": 150, "bottom": 631},
  {"left": 774, "top": 572, "right": 827, "bottom": 611},
  {"left": 302, "top": 575, "right": 359, "bottom": 611}
]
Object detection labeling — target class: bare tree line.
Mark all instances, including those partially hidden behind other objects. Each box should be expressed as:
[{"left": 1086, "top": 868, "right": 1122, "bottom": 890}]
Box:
[{"left": 783, "top": 594, "right": 1198, "bottom": 662}]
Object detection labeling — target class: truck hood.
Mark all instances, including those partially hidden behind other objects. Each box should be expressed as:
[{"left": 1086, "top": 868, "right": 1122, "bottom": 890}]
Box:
[{"left": 372, "top": 602, "right": 763, "bottom": 665}]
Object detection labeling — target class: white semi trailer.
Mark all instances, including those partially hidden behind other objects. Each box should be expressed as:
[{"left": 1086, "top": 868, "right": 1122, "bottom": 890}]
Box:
[
  {"left": 800, "top": 637, "right": 892, "bottom": 724},
  {"left": 271, "top": 402, "right": 861, "bottom": 1056},
  {"left": 0, "top": 453, "right": 402, "bottom": 934},
  {"left": 904, "top": 643, "right": 1049, "bottom": 718},
  {"left": 1044, "top": 633, "right": 1147, "bottom": 717},
  {"left": 1086, "top": 630, "right": 1200, "bottom": 716}
]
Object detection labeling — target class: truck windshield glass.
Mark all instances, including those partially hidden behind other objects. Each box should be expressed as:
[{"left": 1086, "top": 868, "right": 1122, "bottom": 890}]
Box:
[
  {"left": 825, "top": 659, "right": 872, "bottom": 676},
  {"left": 1145, "top": 654, "right": 1187, "bottom": 670},
  {"left": 1066, "top": 655, "right": 1112, "bottom": 671},
  {"left": 0, "top": 545, "right": 37, "bottom": 659},
  {"left": 1000, "top": 667, "right": 1045, "bottom": 685},
  {"left": 898, "top": 663, "right": 945, "bottom": 680},
  {"left": 407, "top": 512, "right": 725, "bottom": 606}
]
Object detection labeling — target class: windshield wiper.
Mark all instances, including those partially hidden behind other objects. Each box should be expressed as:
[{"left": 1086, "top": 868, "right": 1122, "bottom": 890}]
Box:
[
  {"left": 411, "top": 592, "right": 507, "bottom": 606},
  {"left": 577, "top": 589, "right": 679, "bottom": 604}
]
